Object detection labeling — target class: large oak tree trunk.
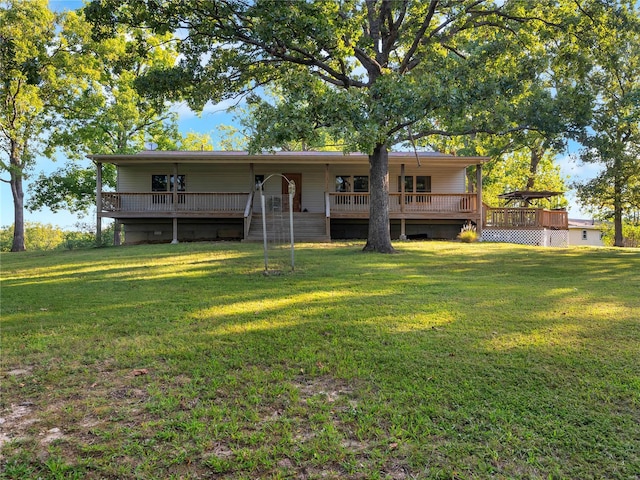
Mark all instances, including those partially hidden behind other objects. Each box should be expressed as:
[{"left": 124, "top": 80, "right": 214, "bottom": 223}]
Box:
[
  {"left": 363, "top": 144, "right": 395, "bottom": 253},
  {"left": 10, "top": 168, "right": 25, "bottom": 252}
]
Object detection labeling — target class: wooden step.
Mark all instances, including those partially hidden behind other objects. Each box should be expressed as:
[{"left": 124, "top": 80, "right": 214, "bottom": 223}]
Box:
[{"left": 244, "top": 213, "right": 330, "bottom": 242}]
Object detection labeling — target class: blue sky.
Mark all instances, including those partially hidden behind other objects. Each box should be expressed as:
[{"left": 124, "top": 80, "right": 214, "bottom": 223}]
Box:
[{"left": 0, "top": 1, "right": 600, "bottom": 229}]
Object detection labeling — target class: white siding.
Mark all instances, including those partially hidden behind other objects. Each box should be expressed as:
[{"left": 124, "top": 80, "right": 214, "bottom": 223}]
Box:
[
  {"left": 117, "top": 161, "right": 469, "bottom": 214},
  {"left": 326, "top": 164, "right": 466, "bottom": 193},
  {"left": 389, "top": 165, "right": 466, "bottom": 193},
  {"left": 118, "top": 164, "right": 251, "bottom": 192},
  {"left": 568, "top": 227, "right": 604, "bottom": 246}
]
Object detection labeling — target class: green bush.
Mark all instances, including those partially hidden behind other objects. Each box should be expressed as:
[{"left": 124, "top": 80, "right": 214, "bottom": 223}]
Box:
[{"left": 457, "top": 222, "right": 478, "bottom": 243}]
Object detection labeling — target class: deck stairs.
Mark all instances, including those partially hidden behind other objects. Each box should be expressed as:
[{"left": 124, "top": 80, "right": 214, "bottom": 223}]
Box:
[{"left": 245, "top": 212, "right": 330, "bottom": 242}]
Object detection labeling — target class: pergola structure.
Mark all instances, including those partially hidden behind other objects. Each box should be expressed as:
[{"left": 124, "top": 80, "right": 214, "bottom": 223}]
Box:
[{"left": 498, "top": 190, "right": 564, "bottom": 207}]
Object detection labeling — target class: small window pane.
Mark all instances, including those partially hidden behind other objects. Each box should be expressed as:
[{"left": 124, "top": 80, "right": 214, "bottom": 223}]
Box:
[
  {"left": 335, "top": 176, "right": 350, "bottom": 192},
  {"left": 416, "top": 176, "right": 431, "bottom": 192},
  {"left": 398, "top": 176, "right": 414, "bottom": 192},
  {"left": 152, "top": 174, "right": 168, "bottom": 192},
  {"left": 171, "top": 174, "right": 186, "bottom": 192},
  {"left": 353, "top": 176, "right": 369, "bottom": 192}
]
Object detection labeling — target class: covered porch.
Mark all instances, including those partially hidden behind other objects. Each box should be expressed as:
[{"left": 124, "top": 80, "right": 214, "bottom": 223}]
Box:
[{"left": 91, "top": 150, "right": 488, "bottom": 243}]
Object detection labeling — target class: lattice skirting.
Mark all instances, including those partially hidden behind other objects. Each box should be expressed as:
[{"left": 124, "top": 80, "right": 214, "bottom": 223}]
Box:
[{"left": 481, "top": 229, "right": 568, "bottom": 247}]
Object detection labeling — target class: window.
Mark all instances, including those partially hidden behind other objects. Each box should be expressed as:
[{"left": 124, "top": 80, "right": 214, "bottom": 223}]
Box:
[
  {"left": 353, "top": 176, "right": 369, "bottom": 192},
  {"left": 335, "top": 175, "right": 351, "bottom": 192},
  {"left": 255, "top": 174, "right": 265, "bottom": 190},
  {"left": 152, "top": 174, "right": 185, "bottom": 192},
  {"left": 415, "top": 176, "right": 431, "bottom": 193},
  {"left": 398, "top": 175, "right": 431, "bottom": 193},
  {"left": 152, "top": 174, "right": 185, "bottom": 204},
  {"left": 152, "top": 174, "right": 168, "bottom": 192},
  {"left": 582, "top": 230, "right": 588, "bottom": 240},
  {"left": 171, "top": 174, "right": 186, "bottom": 192},
  {"left": 335, "top": 175, "right": 369, "bottom": 192}
]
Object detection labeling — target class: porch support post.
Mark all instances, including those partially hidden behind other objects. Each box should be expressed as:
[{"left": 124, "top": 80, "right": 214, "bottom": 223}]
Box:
[
  {"left": 172, "top": 163, "right": 178, "bottom": 206},
  {"left": 249, "top": 162, "right": 255, "bottom": 189},
  {"left": 400, "top": 163, "right": 406, "bottom": 240},
  {"left": 171, "top": 163, "right": 179, "bottom": 244},
  {"left": 476, "top": 163, "right": 483, "bottom": 236},
  {"left": 325, "top": 164, "right": 330, "bottom": 238},
  {"left": 325, "top": 163, "right": 329, "bottom": 192},
  {"left": 172, "top": 218, "right": 179, "bottom": 244},
  {"left": 114, "top": 219, "right": 121, "bottom": 246},
  {"left": 96, "top": 162, "right": 102, "bottom": 246}
]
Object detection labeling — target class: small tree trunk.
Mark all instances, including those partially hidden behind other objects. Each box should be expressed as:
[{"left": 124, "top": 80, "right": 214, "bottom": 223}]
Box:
[
  {"left": 363, "top": 144, "right": 395, "bottom": 253},
  {"left": 613, "top": 175, "right": 624, "bottom": 247},
  {"left": 466, "top": 166, "right": 476, "bottom": 193},
  {"left": 10, "top": 169, "right": 25, "bottom": 252},
  {"left": 525, "top": 147, "right": 543, "bottom": 191}
]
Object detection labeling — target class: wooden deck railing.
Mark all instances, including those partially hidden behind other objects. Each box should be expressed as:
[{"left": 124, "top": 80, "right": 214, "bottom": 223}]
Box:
[
  {"left": 484, "top": 207, "right": 568, "bottom": 229},
  {"left": 328, "top": 192, "right": 477, "bottom": 214},
  {"left": 101, "top": 192, "right": 250, "bottom": 213}
]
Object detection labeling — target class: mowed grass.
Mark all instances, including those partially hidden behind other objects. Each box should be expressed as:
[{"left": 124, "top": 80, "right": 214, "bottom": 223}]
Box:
[{"left": 0, "top": 241, "right": 638, "bottom": 479}]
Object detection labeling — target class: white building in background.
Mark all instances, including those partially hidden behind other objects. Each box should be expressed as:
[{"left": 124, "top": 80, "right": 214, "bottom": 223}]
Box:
[{"left": 568, "top": 219, "right": 605, "bottom": 246}]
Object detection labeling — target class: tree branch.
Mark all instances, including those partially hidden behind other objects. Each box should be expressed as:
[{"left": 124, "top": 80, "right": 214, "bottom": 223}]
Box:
[{"left": 399, "top": 0, "right": 438, "bottom": 74}]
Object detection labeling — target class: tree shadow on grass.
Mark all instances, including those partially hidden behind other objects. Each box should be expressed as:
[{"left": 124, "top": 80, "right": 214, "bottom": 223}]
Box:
[{"left": 1, "top": 242, "right": 638, "bottom": 478}]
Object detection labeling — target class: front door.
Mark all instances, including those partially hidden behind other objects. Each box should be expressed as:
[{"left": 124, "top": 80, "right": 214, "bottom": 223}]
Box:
[{"left": 282, "top": 173, "right": 302, "bottom": 212}]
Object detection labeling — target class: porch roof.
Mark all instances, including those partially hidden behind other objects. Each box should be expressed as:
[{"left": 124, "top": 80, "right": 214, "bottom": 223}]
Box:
[{"left": 88, "top": 150, "right": 489, "bottom": 167}]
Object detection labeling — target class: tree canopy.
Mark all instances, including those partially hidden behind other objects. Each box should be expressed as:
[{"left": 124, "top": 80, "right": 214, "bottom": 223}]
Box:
[
  {"left": 26, "top": 10, "right": 181, "bottom": 217},
  {"left": 1, "top": 0, "right": 62, "bottom": 251},
  {"left": 572, "top": 1, "right": 640, "bottom": 246}
]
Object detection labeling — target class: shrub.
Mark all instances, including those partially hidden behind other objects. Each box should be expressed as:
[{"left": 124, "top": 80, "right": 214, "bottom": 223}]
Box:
[{"left": 457, "top": 222, "right": 478, "bottom": 243}]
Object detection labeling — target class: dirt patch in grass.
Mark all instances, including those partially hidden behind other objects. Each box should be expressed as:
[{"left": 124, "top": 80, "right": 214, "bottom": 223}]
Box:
[{"left": 0, "top": 361, "right": 152, "bottom": 465}]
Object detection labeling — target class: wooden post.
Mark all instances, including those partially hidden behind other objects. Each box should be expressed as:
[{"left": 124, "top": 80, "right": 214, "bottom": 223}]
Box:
[
  {"left": 400, "top": 163, "right": 405, "bottom": 213},
  {"left": 96, "top": 162, "right": 102, "bottom": 246},
  {"left": 172, "top": 163, "right": 178, "bottom": 206},
  {"left": 400, "top": 164, "right": 406, "bottom": 240},
  {"left": 325, "top": 164, "right": 330, "bottom": 237},
  {"left": 325, "top": 164, "right": 329, "bottom": 192},
  {"left": 172, "top": 218, "right": 178, "bottom": 244},
  {"left": 250, "top": 162, "right": 255, "bottom": 189},
  {"left": 171, "top": 163, "right": 179, "bottom": 244},
  {"left": 476, "top": 163, "right": 483, "bottom": 235}
]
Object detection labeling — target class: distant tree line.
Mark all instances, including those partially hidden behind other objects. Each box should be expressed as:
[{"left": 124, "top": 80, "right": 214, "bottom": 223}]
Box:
[{"left": 0, "top": 222, "right": 119, "bottom": 252}]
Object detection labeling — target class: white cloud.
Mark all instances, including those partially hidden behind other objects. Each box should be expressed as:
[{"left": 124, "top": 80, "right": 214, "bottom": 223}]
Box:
[{"left": 170, "top": 98, "right": 244, "bottom": 120}]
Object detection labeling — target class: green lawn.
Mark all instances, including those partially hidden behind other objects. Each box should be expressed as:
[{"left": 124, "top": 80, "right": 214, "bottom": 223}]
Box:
[{"left": 1, "top": 241, "right": 638, "bottom": 479}]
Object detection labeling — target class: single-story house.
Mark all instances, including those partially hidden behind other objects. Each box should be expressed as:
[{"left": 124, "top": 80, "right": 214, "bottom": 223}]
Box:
[
  {"left": 89, "top": 150, "right": 491, "bottom": 244},
  {"left": 568, "top": 219, "right": 605, "bottom": 246}
]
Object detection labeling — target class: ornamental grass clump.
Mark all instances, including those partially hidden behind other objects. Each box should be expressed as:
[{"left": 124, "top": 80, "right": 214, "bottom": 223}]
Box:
[{"left": 457, "top": 222, "right": 478, "bottom": 242}]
